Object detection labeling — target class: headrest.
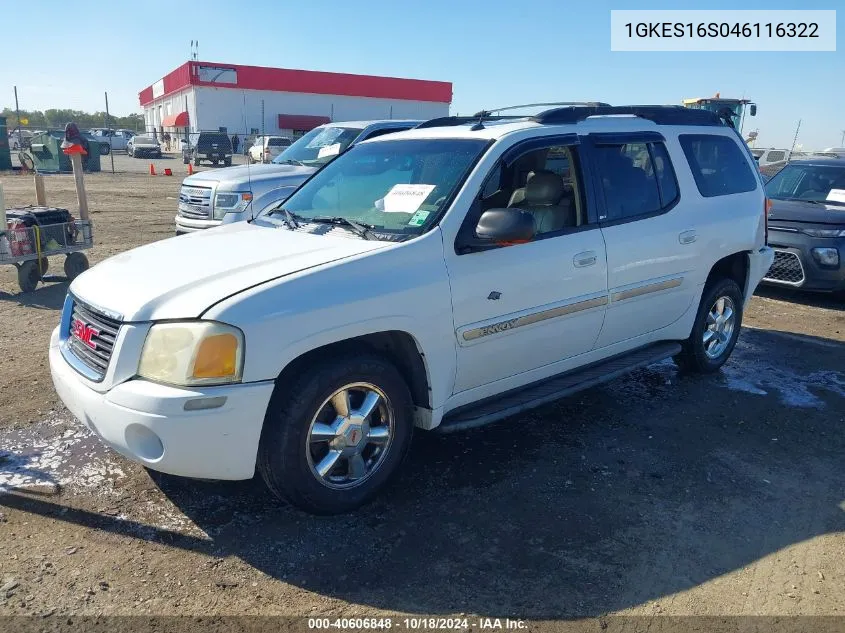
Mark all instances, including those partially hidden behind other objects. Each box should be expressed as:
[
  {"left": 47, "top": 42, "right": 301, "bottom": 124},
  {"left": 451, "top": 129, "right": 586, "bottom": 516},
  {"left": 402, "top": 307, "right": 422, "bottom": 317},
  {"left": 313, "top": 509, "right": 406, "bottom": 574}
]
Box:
[{"left": 524, "top": 172, "right": 564, "bottom": 205}]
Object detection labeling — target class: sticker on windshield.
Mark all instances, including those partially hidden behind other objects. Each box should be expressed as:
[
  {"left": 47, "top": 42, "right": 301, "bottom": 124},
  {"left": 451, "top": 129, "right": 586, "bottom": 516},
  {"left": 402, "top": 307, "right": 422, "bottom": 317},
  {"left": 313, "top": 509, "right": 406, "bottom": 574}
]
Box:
[
  {"left": 317, "top": 143, "right": 341, "bottom": 158},
  {"left": 407, "top": 210, "right": 430, "bottom": 227},
  {"left": 826, "top": 189, "right": 845, "bottom": 204},
  {"left": 381, "top": 184, "right": 436, "bottom": 213}
]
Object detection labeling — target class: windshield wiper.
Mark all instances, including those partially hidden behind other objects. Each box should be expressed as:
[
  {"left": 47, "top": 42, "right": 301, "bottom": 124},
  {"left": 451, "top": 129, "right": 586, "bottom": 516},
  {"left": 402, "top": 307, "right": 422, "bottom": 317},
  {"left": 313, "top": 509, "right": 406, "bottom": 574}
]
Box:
[
  {"left": 276, "top": 158, "right": 305, "bottom": 166},
  {"left": 310, "top": 216, "right": 377, "bottom": 241},
  {"left": 267, "top": 207, "right": 303, "bottom": 229},
  {"left": 783, "top": 198, "right": 822, "bottom": 204}
]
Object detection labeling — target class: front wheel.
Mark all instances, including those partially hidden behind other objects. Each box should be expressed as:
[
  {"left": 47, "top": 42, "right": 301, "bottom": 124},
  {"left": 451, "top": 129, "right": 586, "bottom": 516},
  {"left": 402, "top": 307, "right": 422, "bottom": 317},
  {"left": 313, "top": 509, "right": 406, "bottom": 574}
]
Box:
[
  {"left": 64, "top": 252, "right": 89, "bottom": 281},
  {"left": 674, "top": 278, "right": 744, "bottom": 373},
  {"left": 258, "top": 354, "right": 413, "bottom": 514}
]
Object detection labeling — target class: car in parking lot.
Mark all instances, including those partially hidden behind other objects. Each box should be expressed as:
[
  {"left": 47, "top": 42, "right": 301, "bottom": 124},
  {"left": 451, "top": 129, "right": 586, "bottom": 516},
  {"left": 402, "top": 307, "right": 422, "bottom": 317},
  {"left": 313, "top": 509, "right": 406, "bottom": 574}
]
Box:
[
  {"left": 50, "top": 104, "right": 772, "bottom": 514},
  {"left": 762, "top": 157, "right": 845, "bottom": 293},
  {"left": 182, "top": 132, "right": 233, "bottom": 167},
  {"left": 89, "top": 128, "right": 135, "bottom": 153},
  {"left": 127, "top": 135, "right": 162, "bottom": 158},
  {"left": 247, "top": 135, "right": 292, "bottom": 163},
  {"left": 8, "top": 129, "right": 33, "bottom": 150},
  {"left": 175, "top": 120, "right": 420, "bottom": 234}
]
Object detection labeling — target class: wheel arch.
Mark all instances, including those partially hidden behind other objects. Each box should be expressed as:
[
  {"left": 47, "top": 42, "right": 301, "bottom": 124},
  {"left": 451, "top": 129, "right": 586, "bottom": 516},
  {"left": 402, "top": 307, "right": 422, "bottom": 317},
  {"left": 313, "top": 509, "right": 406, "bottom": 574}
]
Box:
[
  {"left": 705, "top": 251, "right": 750, "bottom": 298},
  {"left": 273, "top": 330, "right": 432, "bottom": 411}
]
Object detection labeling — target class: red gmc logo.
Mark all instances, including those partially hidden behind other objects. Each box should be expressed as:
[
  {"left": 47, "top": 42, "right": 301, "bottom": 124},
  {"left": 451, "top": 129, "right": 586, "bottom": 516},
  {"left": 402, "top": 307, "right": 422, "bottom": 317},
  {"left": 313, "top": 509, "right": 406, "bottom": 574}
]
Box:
[{"left": 71, "top": 319, "right": 100, "bottom": 350}]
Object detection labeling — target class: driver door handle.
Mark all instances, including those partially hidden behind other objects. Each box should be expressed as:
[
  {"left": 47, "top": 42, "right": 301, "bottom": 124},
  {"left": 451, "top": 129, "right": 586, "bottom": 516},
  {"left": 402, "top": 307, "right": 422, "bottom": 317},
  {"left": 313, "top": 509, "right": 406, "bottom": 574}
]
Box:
[{"left": 574, "top": 251, "right": 597, "bottom": 268}]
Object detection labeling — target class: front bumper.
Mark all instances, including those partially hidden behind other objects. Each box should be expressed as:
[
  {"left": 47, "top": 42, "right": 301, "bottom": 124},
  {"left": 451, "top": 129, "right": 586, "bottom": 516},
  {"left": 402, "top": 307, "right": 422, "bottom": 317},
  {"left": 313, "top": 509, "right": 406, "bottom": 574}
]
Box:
[
  {"left": 49, "top": 327, "right": 274, "bottom": 480},
  {"left": 764, "top": 231, "right": 845, "bottom": 292},
  {"left": 174, "top": 215, "right": 222, "bottom": 234}
]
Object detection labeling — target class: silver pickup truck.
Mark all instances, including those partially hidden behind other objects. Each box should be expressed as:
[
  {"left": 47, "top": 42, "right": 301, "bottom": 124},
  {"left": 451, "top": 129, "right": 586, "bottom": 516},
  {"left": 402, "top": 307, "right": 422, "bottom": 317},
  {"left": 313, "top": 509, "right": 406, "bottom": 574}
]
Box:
[{"left": 175, "top": 120, "right": 420, "bottom": 234}]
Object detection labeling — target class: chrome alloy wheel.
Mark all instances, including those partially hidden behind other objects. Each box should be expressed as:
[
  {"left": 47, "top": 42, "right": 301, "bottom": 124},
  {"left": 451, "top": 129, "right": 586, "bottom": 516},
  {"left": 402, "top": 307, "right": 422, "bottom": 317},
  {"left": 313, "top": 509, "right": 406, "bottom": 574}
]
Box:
[
  {"left": 306, "top": 382, "right": 394, "bottom": 489},
  {"left": 703, "top": 295, "right": 736, "bottom": 359}
]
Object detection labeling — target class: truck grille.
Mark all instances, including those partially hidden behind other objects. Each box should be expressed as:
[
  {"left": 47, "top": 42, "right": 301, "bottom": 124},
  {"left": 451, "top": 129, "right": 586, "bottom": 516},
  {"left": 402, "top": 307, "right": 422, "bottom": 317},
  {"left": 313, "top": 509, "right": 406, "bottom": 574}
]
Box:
[
  {"left": 67, "top": 299, "right": 122, "bottom": 379},
  {"left": 763, "top": 250, "right": 805, "bottom": 286},
  {"left": 178, "top": 185, "right": 212, "bottom": 219}
]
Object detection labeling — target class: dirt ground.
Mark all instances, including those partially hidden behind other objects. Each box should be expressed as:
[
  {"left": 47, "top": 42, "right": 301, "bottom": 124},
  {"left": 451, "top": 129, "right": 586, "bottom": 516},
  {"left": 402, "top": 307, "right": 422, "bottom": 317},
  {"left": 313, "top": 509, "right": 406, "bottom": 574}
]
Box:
[{"left": 1, "top": 172, "right": 844, "bottom": 625}]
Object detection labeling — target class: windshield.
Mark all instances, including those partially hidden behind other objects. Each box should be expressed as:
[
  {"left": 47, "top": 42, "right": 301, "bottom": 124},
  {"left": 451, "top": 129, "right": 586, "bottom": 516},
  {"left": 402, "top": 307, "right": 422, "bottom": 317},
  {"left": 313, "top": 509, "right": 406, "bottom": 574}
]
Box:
[
  {"left": 765, "top": 163, "right": 845, "bottom": 205},
  {"left": 272, "top": 126, "right": 363, "bottom": 167},
  {"left": 134, "top": 136, "right": 157, "bottom": 143},
  {"left": 262, "top": 138, "right": 488, "bottom": 236}
]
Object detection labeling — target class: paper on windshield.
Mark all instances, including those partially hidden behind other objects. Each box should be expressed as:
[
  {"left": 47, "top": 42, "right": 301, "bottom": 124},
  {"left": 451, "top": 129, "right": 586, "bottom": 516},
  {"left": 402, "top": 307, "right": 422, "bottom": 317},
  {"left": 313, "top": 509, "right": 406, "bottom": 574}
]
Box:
[
  {"left": 306, "top": 128, "right": 344, "bottom": 149},
  {"left": 826, "top": 189, "right": 845, "bottom": 204},
  {"left": 317, "top": 143, "right": 341, "bottom": 158},
  {"left": 381, "top": 184, "right": 436, "bottom": 213}
]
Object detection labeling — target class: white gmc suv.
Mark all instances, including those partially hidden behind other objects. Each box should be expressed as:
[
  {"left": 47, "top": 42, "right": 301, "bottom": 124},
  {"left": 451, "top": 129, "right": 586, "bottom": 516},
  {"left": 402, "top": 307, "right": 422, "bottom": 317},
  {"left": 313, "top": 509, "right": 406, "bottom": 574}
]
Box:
[{"left": 49, "top": 104, "right": 774, "bottom": 514}]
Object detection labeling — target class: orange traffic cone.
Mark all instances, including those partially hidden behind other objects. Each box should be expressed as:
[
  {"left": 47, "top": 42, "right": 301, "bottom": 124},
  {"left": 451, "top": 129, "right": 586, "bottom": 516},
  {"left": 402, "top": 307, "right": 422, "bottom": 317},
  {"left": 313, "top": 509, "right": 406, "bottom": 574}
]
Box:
[
  {"left": 149, "top": 163, "right": 156, "bottom": 176},
  {"left": 187, "top": 163, "right": 194, "bottom": 176}
]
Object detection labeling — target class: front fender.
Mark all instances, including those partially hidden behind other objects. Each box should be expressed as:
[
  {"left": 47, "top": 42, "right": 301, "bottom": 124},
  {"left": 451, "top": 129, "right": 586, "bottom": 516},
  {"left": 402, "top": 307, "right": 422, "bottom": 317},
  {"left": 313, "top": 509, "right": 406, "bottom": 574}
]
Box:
[{"left": 204, "top": 229, "right": 457, "bottom": 410}]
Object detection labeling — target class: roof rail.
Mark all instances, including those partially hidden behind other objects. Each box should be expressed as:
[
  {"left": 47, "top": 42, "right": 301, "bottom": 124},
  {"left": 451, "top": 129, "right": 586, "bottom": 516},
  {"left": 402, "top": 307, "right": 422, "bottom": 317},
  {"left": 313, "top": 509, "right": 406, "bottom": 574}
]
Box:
[
  {"left": 415, "top": 115, "right": 523, "bottom": 129},
  {"left": 532, "top": 105, "right": 725, "bottom": 127},
  {"left": 473, "top": 102, "right": 611, "bottom": 117}
]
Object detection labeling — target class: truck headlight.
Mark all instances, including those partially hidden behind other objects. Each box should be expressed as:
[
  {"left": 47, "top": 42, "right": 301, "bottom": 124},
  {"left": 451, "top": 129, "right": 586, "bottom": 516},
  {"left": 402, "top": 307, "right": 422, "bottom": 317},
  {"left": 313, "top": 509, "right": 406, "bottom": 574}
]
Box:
[
  {"left": 138, "top": 321, "right": 244, "bottom": 386},
  {"left": 213, "top": 192, "right": 252, "bottom": 220},
  {"left": 803, "top": 228, "right": 845, "bottom": 237}
]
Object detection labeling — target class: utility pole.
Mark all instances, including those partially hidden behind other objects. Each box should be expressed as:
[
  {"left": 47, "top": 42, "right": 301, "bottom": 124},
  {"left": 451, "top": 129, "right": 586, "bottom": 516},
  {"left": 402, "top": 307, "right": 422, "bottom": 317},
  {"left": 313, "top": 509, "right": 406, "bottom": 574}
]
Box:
[
  {"left": 13, "top": 85, "right": 21, "bottom": 136},
  {"left": 790, "top": 119, "right": 802, "bottom": 153}
]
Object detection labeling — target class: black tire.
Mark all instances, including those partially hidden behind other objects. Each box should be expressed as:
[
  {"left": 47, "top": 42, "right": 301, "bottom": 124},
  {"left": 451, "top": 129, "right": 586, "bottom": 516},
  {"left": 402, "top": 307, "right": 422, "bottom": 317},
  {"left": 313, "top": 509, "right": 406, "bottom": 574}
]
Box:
[
  {"left": 224, "top": 157, "right": 232, "bottom": 167},
  {"left": 64, "top": 252, "right": 89, "bottom": 281},
  {"left": 258, "top": 353, "right": 414, "bottom": 514},
  {"left": 37, "top": 258, "right": 49, "bottom": 275},
  {"left": 183, "top": 155, "right": 189, "bottom": 164},
  {"left": 100, "top": 145, "right": 110, "bottom": 156},
  {"left": 674, "top": 278, "right": 744, "bottom": 373},
  {"left": 17, "top": 260, "right": 41, "bottom": 292},
  {"left": 193, "top": 156, "right": 201, "bottom": 167}
]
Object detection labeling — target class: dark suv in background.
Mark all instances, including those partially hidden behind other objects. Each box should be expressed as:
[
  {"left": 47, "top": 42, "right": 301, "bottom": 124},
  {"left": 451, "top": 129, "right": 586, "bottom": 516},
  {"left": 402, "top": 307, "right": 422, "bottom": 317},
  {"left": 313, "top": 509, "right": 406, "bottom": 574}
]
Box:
[{"left": 182, "top": 132, "right": 233, "bottom": 167}]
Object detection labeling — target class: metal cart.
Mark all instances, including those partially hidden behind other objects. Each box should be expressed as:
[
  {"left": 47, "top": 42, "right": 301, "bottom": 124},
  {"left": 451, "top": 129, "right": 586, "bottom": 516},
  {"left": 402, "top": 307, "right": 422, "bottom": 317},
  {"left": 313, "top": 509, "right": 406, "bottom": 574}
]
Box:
[{"left": 0, "top": 216, "right": 92, "bottom": 292}]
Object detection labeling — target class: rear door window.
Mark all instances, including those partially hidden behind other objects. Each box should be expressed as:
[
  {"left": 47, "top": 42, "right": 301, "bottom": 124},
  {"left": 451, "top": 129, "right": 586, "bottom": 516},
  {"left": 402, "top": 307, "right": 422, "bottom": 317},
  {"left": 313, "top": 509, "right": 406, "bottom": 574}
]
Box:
[{"left": 679, "top": 134, "right": 758, "bottom": 197}]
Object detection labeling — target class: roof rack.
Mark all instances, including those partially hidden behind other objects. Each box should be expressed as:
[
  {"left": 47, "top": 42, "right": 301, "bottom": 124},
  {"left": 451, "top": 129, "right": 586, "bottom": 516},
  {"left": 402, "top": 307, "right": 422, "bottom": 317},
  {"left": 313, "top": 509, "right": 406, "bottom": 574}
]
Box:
[
  {"left": 472, "top": 102, "right": 611, "bottom": 117},
  {"left": 531, "top": 105, "right": 726, "bottom": 127},
  {"left": 415, "top": 115, "right": 523, "bottom": 129}
]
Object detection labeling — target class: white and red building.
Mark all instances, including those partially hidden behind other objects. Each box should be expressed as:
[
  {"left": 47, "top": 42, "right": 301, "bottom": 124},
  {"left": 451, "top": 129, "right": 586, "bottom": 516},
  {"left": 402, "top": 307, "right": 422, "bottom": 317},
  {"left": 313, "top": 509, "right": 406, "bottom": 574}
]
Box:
[{"left": 139, "top": 61, "right": 452, "bottom": 138}]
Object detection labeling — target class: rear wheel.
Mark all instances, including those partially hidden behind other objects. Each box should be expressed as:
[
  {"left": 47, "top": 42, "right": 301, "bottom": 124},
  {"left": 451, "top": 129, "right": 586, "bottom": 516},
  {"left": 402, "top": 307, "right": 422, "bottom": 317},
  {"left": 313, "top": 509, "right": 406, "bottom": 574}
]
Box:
[
  {"left": 64, "top": 252, "right": 89, "bottom": 281},
  {"left": 258, "top": 353, "right": 413, "bottom": 514},
  {"left": 224, "top": 157, "right": 232, "bottom": 167},
  {"left": 193, "top": 156, "right": 201, "bottom": 166},
  {"left": 674, "top": 278, "right": 743, "bottom": 373},
  {"left": 17, "top": 260, "right": 41, "bottom": 292}
]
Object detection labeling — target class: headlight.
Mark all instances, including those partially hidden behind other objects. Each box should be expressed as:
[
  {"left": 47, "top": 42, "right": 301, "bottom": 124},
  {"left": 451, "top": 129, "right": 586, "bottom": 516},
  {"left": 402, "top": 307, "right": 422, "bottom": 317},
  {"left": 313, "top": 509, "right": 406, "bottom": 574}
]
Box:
[
  {"left": 803, "top": 228, "right": 845, "bottom": 237},
  {"left": 213, "top": 192, "right": 252, "bottom": 220},
  {"left": 138, "top": 321, "right": 244, "bottom": 386}
]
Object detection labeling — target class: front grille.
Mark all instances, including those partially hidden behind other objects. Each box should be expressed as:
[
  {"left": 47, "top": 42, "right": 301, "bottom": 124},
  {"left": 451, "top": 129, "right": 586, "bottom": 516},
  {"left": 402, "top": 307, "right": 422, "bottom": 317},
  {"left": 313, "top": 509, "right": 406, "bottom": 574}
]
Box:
[
  {"left": 67, "top": 300, "right": 122, "bottom": 379},
  {"left": 763, "top": 250, "right": 805, "bottom": 286},
  {"left": 178, "top": 185, "right": 212, "bottom": 219}
]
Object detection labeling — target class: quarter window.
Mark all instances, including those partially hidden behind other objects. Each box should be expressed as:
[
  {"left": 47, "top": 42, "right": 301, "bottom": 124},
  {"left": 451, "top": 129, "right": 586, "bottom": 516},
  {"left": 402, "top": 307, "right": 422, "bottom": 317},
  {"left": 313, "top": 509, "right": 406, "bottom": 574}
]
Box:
[
  {"left": 594, "top": 142, "right": 678, "bottom": 220},
  {"left": 679, "top": 134, "right": 757, "bottom": 197}
]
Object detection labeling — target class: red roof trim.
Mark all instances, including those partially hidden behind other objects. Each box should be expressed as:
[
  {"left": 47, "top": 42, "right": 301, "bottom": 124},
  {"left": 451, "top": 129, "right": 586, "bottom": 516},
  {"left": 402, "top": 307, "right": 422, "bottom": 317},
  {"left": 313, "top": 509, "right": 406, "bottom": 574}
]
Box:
[{"left": 140, "top": 61, "right": 451, "bottom": 107}]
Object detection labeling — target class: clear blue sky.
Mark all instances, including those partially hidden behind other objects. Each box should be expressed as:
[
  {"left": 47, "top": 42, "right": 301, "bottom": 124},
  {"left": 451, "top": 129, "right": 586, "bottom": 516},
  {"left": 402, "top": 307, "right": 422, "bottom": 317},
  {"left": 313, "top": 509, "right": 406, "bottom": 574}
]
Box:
[{"left": 1, "top": 0, "right": 842, "bottom": 149}]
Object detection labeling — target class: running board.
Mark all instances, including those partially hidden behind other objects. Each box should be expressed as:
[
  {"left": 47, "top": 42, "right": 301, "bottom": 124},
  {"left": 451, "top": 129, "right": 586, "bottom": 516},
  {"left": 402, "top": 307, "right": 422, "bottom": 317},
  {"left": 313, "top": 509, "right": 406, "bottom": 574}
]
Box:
[{"left": 436, "top": 341, "right": 682, "bottom": 433}]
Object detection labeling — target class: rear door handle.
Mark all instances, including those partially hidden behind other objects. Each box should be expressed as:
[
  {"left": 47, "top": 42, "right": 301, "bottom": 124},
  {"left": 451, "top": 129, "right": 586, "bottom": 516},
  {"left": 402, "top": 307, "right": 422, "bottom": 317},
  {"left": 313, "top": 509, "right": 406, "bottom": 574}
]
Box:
[
  {"left": 574, "top": 251, "right": 597, "bottom": 268},
  {"left": 679, "top": 230, "right": 697, "bottom": 245}
]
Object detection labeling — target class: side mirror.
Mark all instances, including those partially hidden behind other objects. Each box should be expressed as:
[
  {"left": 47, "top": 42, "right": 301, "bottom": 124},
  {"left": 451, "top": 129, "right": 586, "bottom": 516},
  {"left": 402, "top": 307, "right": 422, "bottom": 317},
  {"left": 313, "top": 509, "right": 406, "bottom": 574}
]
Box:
[
  {"left": 749, "top": 104, "right": 757, "bottom": 116},
  {"left": 475, "top": 208, "right": 535, "bottom": 243}
]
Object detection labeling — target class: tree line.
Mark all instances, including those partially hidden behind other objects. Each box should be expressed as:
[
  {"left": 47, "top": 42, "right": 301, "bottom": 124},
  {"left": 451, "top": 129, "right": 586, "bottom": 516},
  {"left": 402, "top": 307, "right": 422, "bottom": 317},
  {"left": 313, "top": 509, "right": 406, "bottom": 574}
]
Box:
[{"left": 3, "top": 108, "right": 144, "bottom": 131}]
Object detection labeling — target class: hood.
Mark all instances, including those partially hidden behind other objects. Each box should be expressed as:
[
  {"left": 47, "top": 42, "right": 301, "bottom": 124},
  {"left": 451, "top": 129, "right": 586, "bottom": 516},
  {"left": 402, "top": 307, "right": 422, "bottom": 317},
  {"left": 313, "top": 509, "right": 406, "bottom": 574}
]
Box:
[
  {"left": 70, "top": 222, "right": 388, "bottom": 322},
  {"left": 183, "top": 163, "right": 315, "bottom": 188},
  {"left": 768, "top": 198, "right": 845, "bottom": 225}
]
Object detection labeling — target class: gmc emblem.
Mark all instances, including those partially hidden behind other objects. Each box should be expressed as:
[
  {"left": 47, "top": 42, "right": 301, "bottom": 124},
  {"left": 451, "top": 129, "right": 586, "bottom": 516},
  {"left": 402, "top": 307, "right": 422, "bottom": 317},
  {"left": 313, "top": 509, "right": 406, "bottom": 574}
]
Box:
[{"left": 71, "top": 319, "right": 100, "bottom": 350}]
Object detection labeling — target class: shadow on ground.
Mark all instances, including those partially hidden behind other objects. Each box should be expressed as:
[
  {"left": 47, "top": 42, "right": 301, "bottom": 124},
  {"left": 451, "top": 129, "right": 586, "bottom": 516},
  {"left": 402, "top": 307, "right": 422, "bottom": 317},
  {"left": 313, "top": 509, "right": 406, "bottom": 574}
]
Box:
[
  {"left": 755, "top": 284, "right": 844, "bottom": 312},
  {"left": 0, "top": 279, "right": 67, "bottom": 309},
  {"left": 3, "top": 328, "right": 845, "bottom": 617}
]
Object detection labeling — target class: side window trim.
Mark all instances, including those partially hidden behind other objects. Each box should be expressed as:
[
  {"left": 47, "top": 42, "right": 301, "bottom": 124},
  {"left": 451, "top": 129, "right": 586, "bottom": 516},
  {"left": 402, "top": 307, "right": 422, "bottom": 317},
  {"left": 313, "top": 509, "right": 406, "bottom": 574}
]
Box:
[
  {"left": 582, "top": 134, "right": 680, "bottom": 227},
  {"left": 647, "top": 142, "right": 680, "bottom": 209}
]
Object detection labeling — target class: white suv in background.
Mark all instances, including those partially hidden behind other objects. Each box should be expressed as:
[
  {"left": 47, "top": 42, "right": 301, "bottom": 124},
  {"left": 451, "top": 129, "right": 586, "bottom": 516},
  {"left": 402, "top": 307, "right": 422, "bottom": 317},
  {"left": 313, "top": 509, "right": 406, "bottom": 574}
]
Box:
[
  {"left": 248, "top": 135, "right": 292, "bottom": 163},
  {"left": 50, "top": 104, "right": 772, "bottom": 514}
]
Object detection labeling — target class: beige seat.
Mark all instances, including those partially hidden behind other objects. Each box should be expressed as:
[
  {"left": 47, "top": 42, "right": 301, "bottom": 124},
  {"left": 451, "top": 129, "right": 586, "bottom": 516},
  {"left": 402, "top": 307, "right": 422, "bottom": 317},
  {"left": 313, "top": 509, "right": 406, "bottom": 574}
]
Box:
[{"left": 509, "top": 171, "right": 576, "bottom": 234}]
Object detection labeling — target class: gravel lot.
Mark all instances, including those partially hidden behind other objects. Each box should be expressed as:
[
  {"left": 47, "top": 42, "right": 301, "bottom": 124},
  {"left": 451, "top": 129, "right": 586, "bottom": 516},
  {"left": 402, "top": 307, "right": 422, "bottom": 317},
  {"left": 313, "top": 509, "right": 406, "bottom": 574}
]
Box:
[{"left": 0, "top": 171, "right": 844, "bottom": 623}]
